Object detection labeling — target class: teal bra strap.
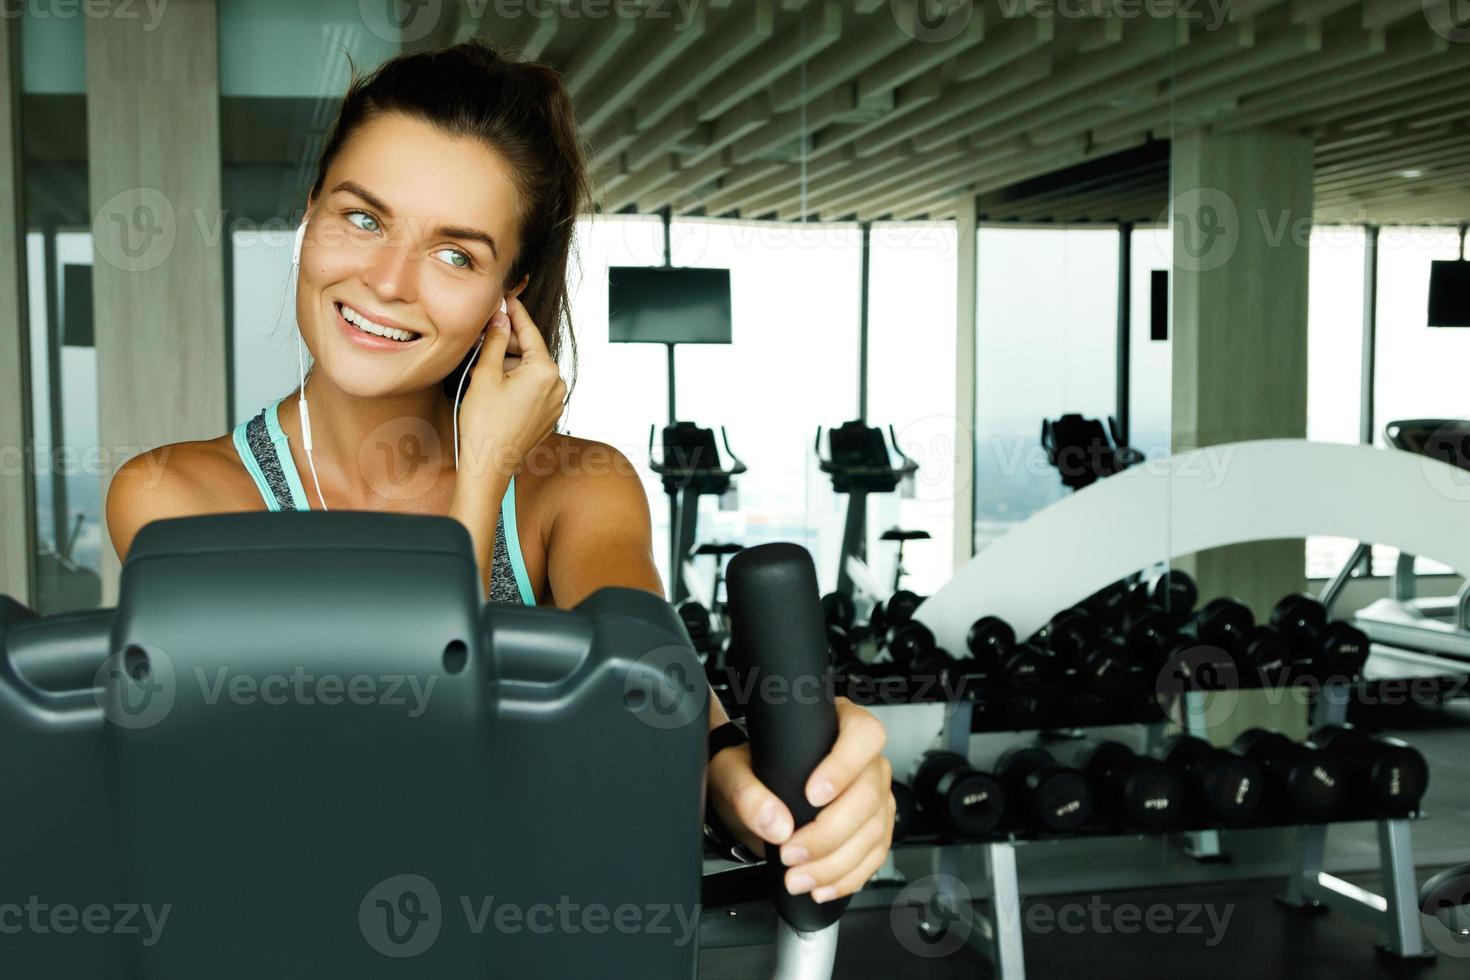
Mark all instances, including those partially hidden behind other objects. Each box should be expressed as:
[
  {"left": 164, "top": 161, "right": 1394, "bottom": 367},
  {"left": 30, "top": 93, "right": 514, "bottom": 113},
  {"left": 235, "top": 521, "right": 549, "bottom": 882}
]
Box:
[
  {"left": 502, "top": 476, "right": 536, "bottom": 607},
  {"left": 231, "top": 416, "right": 280, "bottom": 512},
  {"left": 267, "top": 397, "right": 312, "bottom": 511}
]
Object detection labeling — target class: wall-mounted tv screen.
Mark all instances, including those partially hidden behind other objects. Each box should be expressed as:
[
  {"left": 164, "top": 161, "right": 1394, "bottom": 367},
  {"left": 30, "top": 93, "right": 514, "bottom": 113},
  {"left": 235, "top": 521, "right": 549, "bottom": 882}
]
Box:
[
  {"left": 608, "top": 266, "right": 732, "bottom": 344},
  {"left": 1428, "top": 260, "right": 1470, "bottom": 328}
]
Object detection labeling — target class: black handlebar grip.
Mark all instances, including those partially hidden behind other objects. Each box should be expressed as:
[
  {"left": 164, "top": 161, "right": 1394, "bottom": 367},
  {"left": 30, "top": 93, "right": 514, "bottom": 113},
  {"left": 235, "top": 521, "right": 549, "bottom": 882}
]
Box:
[{"left": 725, "top": 543, "right": 851, "bottom": 933}]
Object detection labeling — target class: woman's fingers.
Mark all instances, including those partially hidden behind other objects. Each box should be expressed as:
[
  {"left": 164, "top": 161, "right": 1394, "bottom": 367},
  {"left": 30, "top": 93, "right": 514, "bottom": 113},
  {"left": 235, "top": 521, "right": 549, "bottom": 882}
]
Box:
[
  {"left": 803, "top": 698, "right": 888, "bottom": 807},
  {"left": 505, "top": 294, "right": 552, "bottom": 364}
]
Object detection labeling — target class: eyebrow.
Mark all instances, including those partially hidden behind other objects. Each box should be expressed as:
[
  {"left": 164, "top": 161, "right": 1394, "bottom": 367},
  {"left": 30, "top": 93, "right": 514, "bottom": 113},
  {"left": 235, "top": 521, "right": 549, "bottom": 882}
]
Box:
[{"left": 329, "top": 180, "right": 500, "bottom": 260}]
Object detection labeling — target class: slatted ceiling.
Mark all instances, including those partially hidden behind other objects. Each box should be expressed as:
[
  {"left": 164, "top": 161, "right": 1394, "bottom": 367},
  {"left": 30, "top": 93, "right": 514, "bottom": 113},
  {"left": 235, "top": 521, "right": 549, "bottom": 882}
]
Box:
[{"left": 215, "top": 0, "right": 1454, "bottom": 229}]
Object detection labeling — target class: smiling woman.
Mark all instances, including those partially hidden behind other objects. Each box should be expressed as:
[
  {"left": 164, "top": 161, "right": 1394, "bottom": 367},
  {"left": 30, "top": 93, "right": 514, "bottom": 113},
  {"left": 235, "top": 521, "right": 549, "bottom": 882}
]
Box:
[{"left": 103, "top": 38, "right": 893, "bottom": 913}]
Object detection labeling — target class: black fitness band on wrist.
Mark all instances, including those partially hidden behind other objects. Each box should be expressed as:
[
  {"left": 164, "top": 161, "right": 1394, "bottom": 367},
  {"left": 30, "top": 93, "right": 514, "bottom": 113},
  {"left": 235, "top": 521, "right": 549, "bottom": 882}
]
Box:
[{"left": 707, "top": 719, "right": 749, "bottom": 761}]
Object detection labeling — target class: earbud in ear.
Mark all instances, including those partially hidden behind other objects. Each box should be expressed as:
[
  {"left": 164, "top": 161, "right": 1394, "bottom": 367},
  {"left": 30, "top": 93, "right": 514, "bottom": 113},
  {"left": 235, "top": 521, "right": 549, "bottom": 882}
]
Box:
[
  {"left": 292, "top": 220, "right": 307, "bottom": 267},
  {"left": 499, "top": 296, "right": 508, "bottom": 315}
]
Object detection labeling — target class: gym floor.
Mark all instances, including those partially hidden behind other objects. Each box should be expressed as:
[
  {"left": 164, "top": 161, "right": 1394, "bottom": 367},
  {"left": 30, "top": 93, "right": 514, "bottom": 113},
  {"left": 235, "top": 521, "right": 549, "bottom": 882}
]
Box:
[{"left": 700, "top": 699, "right": 1470, "bottom": 978}]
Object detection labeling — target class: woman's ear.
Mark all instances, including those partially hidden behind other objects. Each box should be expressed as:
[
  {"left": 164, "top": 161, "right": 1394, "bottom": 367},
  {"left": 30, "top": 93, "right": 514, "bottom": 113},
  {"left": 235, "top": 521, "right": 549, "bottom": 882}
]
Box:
[{"left": 507, "top": 274, "right": 529, "bottom": 301}]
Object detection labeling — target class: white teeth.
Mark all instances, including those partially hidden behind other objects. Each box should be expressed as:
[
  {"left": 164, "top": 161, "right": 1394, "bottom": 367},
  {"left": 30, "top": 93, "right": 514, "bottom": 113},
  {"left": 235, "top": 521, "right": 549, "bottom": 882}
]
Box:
[{"left": 339, "top": 303, "right": 418, "bottom": 342}]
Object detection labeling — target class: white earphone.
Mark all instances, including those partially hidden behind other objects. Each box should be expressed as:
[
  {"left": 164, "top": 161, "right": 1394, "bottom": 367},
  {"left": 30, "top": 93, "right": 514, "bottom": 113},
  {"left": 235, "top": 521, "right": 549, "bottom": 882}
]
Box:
[{"left": 289, "top": 216, "right": 505, "bottom": 510}]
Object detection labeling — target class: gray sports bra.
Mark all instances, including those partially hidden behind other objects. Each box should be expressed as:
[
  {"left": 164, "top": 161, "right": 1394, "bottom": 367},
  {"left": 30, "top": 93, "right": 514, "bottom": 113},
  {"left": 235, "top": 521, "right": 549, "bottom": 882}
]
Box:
[{"left": 230, "top": 396, "right": 536, "bottom": 606}]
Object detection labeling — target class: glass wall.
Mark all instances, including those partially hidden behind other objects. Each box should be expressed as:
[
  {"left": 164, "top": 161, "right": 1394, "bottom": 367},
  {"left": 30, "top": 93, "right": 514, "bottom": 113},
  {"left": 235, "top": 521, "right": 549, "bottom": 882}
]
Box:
[
  {"left": 1304, "top": 226, "right": 1367, "bottom": 580},
  {"left": 1128, "top": 225, "right": 1171, "bottom": 462},
  {"left": 669, "top": 218, "right": 864, "bottom": 594},
  {"left": 864, "top": 222, "right": 959, "bottom": 596},
  {"left": 1368, "top": 226, "right": 1466, "bottom": 578},
  {"left": 973, "top": 226, "right": 1120, "bottom": 553},
  {"left": 559, "top": 215, "right": 671, "bottom": 586},
  {"left": 20, "top": 11, "right": 99, "bottom": 614}
]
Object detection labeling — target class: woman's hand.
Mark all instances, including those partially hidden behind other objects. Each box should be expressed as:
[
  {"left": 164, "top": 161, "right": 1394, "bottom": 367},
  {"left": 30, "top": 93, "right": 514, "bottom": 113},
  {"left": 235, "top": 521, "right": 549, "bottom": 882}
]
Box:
[
  {"left": 456, "top": 295, "right": 567, "bottom": 479},
  {"left": 707, "top": 698, "right": 894, "bottom": 903}
]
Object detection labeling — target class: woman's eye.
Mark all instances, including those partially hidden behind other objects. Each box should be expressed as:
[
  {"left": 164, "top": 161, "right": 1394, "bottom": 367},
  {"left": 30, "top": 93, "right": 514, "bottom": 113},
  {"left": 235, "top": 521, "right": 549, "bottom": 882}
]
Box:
[
  {"left": 434, "top": 248, "right": 471, "bottom": 270},
  {"left": 346, "top": 210, "right": 380, "bottom": 233}
]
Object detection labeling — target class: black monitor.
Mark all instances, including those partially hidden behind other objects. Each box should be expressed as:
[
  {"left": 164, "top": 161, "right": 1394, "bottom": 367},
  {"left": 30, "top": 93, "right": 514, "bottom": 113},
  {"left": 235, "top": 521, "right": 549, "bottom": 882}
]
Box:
[
  {"left": 609, "top": 266, "right": 732, "bottom": 344},
  {"left": 1428, "top": 260, "right": 1470, "bottom": 328}
]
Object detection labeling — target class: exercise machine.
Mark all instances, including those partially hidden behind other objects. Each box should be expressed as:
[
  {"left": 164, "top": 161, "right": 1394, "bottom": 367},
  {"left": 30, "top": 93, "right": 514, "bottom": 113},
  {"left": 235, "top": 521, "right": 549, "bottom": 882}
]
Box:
[
  {"left": 648, "top": 420, "right": 747, "bottom": 605},
  {"left": 1327, "top": 419, "right": 1470, "bottom": 662},
  {"left": 1040, "top": 413, "right": 1141, "bottom": 492},
  {"left": 815, "top": 420, "right": 922, "bottom": 602},
  {"left": 0, "top": 512, "right": 843, "bottom": 978}
]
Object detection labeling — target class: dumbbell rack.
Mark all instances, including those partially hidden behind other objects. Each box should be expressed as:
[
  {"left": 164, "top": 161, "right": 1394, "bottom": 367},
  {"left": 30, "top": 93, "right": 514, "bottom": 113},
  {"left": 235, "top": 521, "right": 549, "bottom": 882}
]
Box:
[{"left": 900, "top": 682, "right": 1430, "bottom": 979}]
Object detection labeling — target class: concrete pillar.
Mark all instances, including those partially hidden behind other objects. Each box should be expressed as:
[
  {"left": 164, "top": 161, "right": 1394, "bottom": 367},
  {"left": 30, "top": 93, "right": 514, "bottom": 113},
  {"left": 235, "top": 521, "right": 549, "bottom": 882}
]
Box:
[
  {"left": 1170, "top": 124, "right": 1313, "bottom": 625},
  {"left": 88, "top": 0, "right": 226, "bottom": 604},
  {"left": 0, "top": 16, "right": 34, "bottom": 606}
]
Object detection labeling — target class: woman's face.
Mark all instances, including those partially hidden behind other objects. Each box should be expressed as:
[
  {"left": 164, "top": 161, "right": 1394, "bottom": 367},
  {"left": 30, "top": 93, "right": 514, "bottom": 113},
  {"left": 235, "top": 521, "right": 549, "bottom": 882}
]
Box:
[{"left": 296, "top": 111, "right": 526, "bottom": 397}]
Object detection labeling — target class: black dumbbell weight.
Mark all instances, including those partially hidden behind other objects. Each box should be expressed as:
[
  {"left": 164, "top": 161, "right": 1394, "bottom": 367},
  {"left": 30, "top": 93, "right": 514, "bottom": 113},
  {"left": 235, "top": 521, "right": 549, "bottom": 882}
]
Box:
[
  {"left": 821, "top": 591, "right": 856, "bottom": 631},
  {"left": 1161, "top": 734, "right": 1265, "bottom": 825},
  {"left": 1270, "top": 594, "right": 1370, "bottom": 681},
  {"left": 995, "top": 746, "right": 1094, "bottom": 834},
  {"left": 1233, "top": 728, "right": 1347, "bottom": 821},
  {"left": 1078, "top": 741, "right": 1187, "bottom": 832},
  {"left": 1180, "top": 597, "right": 1254, "bottom": 655},
  {"left": 884, "top": 590, "right": 924, "bottom": 629},
  {"left": 1310, "top": 726, "right": 1429, "bottom": 815},
  {"left": 913, "top": 751, "right": 1008, "bottom": 840}
]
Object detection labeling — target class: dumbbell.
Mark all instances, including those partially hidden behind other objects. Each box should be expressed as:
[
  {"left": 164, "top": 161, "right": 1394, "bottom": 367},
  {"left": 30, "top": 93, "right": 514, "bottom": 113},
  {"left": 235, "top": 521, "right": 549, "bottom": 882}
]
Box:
[
  {"left": 967, "top": 616, "right": 1054, "bottom": 690},
  {"left": 1084, "top": 577, "right": 1136, "bottom": 624},
  {"left": 1233, "top": 728, "right": 1347, "bottom": 820},
  {"left": 1180, "top": 597, "right": 1254, "bottom": 655},
  {"left": 994, "top": 746, "right": 1094, "bottom": 834},
  {"left": 885, "top": 590, "right": 924, "bottom": 628},
  {"left": 1310, "top": 726, "right": 1429, "bottom": 814},
  {"left": 826, "top": 624, "right": 858, "bottom": 671},
  {"left": 1116, "top": 607, "right": 1175, "bottom": 668},
  {"left": 1077, "top": 741, "right": 1187, "bottom": 832},
  {"left": 1142, "top": 570, "right": 1200, "bottom": 626},
  {"left": 1270, "top": 594, "right": 1371, "bottom": 679},
  {"left": 1160, "top": 734, "right": 1265, "bottom": 824},
  {"left": 1033, "top": 607, "right": 1132, "bottom": 690},
  {"left": 913, "top": 751, "right": 1008, "bottom": 840},
  {"left": 676, "top": 599, "right": 713, "bottom": 651},
  {"left": 1236, "top": 623, "right": 1303, "bottom": 686},
  {"left": 821, "top": 592, "right": 856, "bottom": 631},
  {"left": 892, "top": 780, "right": 917, "bottom": 843}
]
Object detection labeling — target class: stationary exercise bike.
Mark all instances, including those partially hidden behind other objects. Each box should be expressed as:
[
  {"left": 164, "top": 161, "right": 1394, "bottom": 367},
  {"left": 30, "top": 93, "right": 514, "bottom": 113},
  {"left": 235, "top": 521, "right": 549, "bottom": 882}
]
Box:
[
  {"left": 0, "top": 512, "right": 845, "bottom": 978},
  {"left": 649, "top": 421, "right": 747, "bottom": 608},
  {"left": 816, "top": 420, "right": 925, "bottom": 612},
  {"left": 1040, "top": 413, "right": 1142, "bottom": 492}
]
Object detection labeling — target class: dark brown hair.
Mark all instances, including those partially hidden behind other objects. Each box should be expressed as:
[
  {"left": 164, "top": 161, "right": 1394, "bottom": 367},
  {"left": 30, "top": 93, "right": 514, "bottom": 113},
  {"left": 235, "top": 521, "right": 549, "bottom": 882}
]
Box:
[{"left": 308, "top": 39, "right": 587, "bottom": 399}]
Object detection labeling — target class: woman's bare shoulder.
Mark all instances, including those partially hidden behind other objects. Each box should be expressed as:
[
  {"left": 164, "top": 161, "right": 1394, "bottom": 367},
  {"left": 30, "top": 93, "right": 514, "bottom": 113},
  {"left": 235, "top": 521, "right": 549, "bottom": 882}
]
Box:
[
  {"left": 519, "top": 433, "right": 645, "bottom": 499},
  {"left": 106, "top": 434, "right": 263, "bottom": 561}
]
